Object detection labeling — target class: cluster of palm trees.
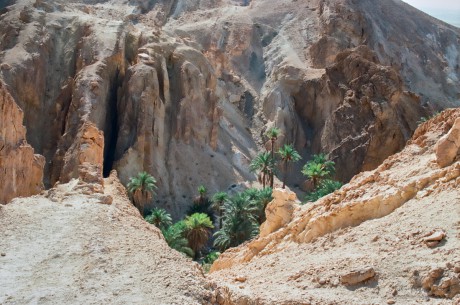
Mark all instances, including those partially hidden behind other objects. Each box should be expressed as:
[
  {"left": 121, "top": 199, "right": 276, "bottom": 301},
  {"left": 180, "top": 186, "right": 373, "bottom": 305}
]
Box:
[
  {"left": 250, "top": 127, "right": 302, "bottom": 189},
  {"left": 301, "top": 153, "right": 342, "bottom": 202},
  {"left": 126, "top": 129, "right": 342, "bottom": 261},
  {"left": 129, "top": 177, "right": 273, "bottom": 259},
  {"left": 250, "top": 127, "right": 342, "bottom": 202},
  {"left": 213, "top": 187, "right": 272, "bottom": 251}
]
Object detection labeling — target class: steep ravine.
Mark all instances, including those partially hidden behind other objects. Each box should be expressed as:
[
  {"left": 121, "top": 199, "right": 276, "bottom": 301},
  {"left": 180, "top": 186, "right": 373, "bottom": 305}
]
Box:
[{"left": 209, "top": 108, "right": 460, "bottom": 304}]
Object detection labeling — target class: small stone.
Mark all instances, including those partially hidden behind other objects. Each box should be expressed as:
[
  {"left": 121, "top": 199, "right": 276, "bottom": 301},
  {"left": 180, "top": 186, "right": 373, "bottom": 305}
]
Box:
[
  {"left": 318, "top": 278, "right": 326, "bottom": 285},
  {"left": 0, "top": 253, "right": 5, "bottom": 256},
  {"left": 392, "top": 289, "right": 398, "bottom": 296},
  {"left": 423, "top": 230, "right": 446, "bottom": 242},
  {"left": 387, "top": 299, "right": 395, "bottom": 304},
  {"left": 340, "top": 267, "right": 376, "bottom": 286},
  {"left": 235, "top": 277, "right": 246, "bottom": 283}
]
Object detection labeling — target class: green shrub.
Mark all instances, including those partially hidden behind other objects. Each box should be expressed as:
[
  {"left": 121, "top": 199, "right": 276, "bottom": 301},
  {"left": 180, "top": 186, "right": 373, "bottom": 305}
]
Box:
[{"left": 305, "top": 179, "right": 342, "bottom": 203}]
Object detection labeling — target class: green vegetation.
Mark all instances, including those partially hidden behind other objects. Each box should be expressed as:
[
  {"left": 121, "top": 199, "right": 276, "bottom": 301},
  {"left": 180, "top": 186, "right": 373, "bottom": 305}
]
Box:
[
  {"left": 213, "top": 192, "right": 259, "bottom": 251},
  {"left": 127, "top": 136, "right": 346, "bottom": 265},
  {"left": 187, "top": 186, "right": 215, "bottom": 223},
  {"left": 301, "top": 154, "right": 342, "bottom": 203},
  {"left": 184, "top": 213, "right": 214, "bottom": 259},
  {"left": 162, "top": 221, "right": 194, "bottom": 258},
  {"left": 127, "top": 172, "right": 157, "bottom": 216},
  {"left": 417, "top": 111, "right": 440, "bottom": 125},
  {"left": 211, "top": 191, "right": 229, "bottom": 229},
  {"left": 201, "top": 251, "right": 220, "bottom": 273},
  {"left": 145, "top": 208, "right": 172, "bottom": 230},
  {"left": 266, "top": 127, "right": 281, "bottom": 188},
  {"left": 250, "top": 152, "right": 275, "bottom": 188},
  {"left": 278, "top": 144, "right": 301, "bottom": 189},
  {"left": 305, "top": 179, "right": 342, "bottom": 202},
  {"left": 301, "top": 154, "right": 335, "bottom": 189}
]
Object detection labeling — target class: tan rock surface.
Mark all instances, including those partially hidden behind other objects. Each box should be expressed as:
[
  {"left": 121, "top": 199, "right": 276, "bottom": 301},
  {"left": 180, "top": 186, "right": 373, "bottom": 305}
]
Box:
[
  {"left": 1, "top": 0, "right": 459, "bottom": 212},
  {"left": 0, "top": 172, "right": 213, "bottom": 305},
  {"left": 435, "top": 117, "right": 460, "bottom": 167},
  {"left": 0, "top": 80, "right": 44, "bottom": 204},
  {"left": 209, "top": 108, "right": 460, "bottom": 304}
]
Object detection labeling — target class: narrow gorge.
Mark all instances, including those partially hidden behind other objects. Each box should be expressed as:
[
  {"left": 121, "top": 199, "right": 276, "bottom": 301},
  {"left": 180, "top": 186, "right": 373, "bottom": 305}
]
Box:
[{"left": 0, "top": 0, "right": 459, "bottom": 304}]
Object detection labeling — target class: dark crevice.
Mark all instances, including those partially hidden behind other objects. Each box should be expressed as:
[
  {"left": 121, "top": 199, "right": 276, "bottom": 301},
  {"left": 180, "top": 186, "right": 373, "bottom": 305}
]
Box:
[{"left": 103, "top": 69, "right": 121, "bottom": 178}]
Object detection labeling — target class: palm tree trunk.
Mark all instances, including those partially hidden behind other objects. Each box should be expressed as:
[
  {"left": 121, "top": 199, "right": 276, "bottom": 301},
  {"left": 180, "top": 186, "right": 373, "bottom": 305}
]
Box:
[
  {"left": 262, "top": 171, "right": 266, "bottom": 188},
  {"left": 270, "top": 138, "right": 275, "bottom": 188},
  {"left": 219, "top": 209, "right": 223, "bottom": 229},
  {"left": 282, "top": 161, "right": 287, "bottom": 189}
]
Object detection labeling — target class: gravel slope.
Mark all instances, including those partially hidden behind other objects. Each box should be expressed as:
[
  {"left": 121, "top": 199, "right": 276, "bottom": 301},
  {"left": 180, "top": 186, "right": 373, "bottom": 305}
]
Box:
[{"left": 0, "top": 175, "right": 212, "bottom": 305}]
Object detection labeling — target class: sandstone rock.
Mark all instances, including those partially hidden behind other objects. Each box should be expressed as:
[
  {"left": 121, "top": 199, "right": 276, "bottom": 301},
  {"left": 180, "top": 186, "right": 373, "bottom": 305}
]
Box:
[
  {"left": 422, "top": 267, "right": 460, "bottom": 299},
  {"left": 423, "top": 230, "right": 446, "bottom": 248},
  {"left": 0, "top": 0, "right": 457, "bottom": 213},
  {"left": 59, "top": 122, "right": 104, "bottom": 186},
  {"left": 435, "top": 118, "right": 460, "bottom": 167},
  {"left": 0, "top": 81, "right": 44, "bottom": 204},
  {"left": 340, "top": 267, "right": 376, "bottom": 286},
  {"left": 259, "top": 189, "right": 298, "bottom": 237}
]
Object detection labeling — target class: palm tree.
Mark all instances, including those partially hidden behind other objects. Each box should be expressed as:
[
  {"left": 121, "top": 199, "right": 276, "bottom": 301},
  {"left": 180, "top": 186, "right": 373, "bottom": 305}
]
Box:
[
  {"left": 213, "top": 212, "right": 259, "bottom": 251},
  {"left": 278, "top": 144, "right": 301, "bottom": 189},
  {"left": 184, "top": 213, "right": 214, "bottom": 259},
  {"left": 250, "top": 152, "right": 274, "bottom": 188},
  {"left": 301, "top": 154, "right": 335, "bottom": 188},
  {"left": 305, "top": 179, "right": 342, "bottom": 202},
  {"left": 211, "top": 192, "right": 228, "bottom": 229},
  {"left": 254, "top": 187, "right": 273, "bottom": 224},
  {"left": 162, "top": 221, "right": 194, "bottom": 258},
  {"left": 197, "top": 185, "right": 207, "bottom": 204},
  {"left": 213, "top": 192, "right": 260, "bottom": 251},
  {"left": 145, "top": 208, "right": 172, "bottom": 229},
  {"left": 127, "top": 172, "right": 157, "bottom": 216},
  {"left": 266, "top": 127, "right": 280, "bottom": 188},
  {"left": 188, "top": 185, "right": 215, "bottom": 223},
  {"left": 312, "top": 154, "right": 336, "bottom": 176}
]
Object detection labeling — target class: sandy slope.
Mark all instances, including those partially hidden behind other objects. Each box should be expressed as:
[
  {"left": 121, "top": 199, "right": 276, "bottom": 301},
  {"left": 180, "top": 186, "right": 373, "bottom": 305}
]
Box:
[
  {"left": 209, "top": 109, "right": 460, "bottom": 304},
  {"left": 0, "top": 174, "right": 212, "bottom": 305}
]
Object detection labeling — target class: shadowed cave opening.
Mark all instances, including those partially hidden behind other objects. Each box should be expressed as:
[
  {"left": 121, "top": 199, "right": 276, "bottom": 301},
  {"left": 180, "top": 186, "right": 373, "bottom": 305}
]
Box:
[{"left": 103, "top": 70, "right": 121, "bottom": 178}]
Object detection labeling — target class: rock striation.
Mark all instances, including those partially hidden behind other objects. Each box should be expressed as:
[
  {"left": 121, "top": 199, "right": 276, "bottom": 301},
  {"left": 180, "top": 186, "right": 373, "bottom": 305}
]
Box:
[
  {"left": 0, "top": 80, "right": 44, "bottom": 204},
  {"left": 210, "top": 108, "right": 460, "bottom": 304},
  {"left": 0, "top": 0, "right": 459, "bottom": 213}
]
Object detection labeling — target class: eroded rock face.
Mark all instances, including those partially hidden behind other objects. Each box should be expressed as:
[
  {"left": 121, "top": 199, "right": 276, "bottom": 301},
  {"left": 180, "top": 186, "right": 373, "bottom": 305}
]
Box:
[
  {"left": 211, "top": 108, "right": 460, "bottom": 272},
  {"left": 209, "top": 108, "right": 460, "bottom": 304},
  {"left": 0, "top": 81, "right": 44, "bottom": 204},
  {"left": 260, "top": 189, "right": 298, "bottom": 237},
  {"left": 435, "top": 117, "right": 460, "bottom": 167},
  {"left": 0, "top": 0, "right": 459, "bottom": 212}
]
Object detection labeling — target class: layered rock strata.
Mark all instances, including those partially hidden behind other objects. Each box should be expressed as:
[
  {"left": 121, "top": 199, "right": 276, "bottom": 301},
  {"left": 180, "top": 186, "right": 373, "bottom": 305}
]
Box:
[
  {"left": 0, "top": 0, "right": 459, "bottom": 213},
  {"left": 210, "top": 108, "right": 460, "bottom": 304}
]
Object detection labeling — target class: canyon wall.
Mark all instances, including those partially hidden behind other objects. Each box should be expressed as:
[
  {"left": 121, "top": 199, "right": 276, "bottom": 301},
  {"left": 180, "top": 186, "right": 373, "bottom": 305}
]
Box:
[
  {"left": 0, "top": 80, "right": 44, "bottom": 204},
  {"left": 0, "top": 0, "right": 459, "bottom": 213}
]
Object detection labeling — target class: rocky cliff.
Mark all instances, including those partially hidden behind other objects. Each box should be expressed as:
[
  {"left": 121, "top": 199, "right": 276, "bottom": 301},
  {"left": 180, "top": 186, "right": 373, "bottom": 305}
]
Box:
[
  {"left": 0, "top": 0, "right": 459, "bottom": 214},
  {"left": 209, "top": 108, "right": 460, "bottom": 304},
  {"left": 0, "top": 80, "right": 44, "bottom": 204}
]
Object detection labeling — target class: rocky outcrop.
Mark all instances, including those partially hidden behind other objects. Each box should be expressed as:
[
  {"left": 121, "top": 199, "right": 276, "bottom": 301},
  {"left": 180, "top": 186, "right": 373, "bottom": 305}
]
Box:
[
  {"left": 259, "top": 189, "right": 298, "bottom": 237},
  {"left": 0, "top": 0, "right": 459, "bottom": 211},
  {"left": 435, "top": 117, "right": 460, "bottom": 167},
  {"left": 210, "top": 108, "right": 460, "bottom": 304},
  {"left": 0, "top": 81, "right": 44, "bottom": 204}
]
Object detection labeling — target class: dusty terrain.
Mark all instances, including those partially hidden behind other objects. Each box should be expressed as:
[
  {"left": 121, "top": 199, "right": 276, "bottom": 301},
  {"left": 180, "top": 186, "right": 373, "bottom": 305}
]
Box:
[
  {"left": 209, "top": 109, "right": 460, "bottom": 304},
  {"left": 0, "top": 173, "right": 213, "bottom": 305}
]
